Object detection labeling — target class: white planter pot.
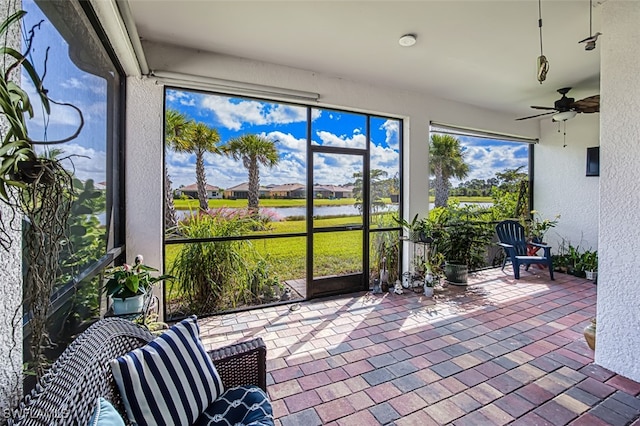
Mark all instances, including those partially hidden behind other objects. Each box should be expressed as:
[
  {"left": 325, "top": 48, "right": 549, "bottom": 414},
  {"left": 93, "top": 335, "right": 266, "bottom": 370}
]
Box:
[
  {"left": 423, "top": 284, "right": 434, "bottom": 297},
  {"left": 585, "top": 270, "right": 598, "bottom": 281},
  {"left": 111, "top": 293, "right": 145, "bottom": 315}
]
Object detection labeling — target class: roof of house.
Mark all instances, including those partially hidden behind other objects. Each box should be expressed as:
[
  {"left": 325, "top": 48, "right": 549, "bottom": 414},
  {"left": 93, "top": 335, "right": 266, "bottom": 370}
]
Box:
[{"left": 179, "top": 183, "right": 221, "bottom": 192}]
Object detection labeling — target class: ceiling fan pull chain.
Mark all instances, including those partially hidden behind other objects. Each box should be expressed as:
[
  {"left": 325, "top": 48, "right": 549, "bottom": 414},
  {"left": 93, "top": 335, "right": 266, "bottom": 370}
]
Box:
[{"left": 563, "top": 121, "right": 568, "bottom": 148}]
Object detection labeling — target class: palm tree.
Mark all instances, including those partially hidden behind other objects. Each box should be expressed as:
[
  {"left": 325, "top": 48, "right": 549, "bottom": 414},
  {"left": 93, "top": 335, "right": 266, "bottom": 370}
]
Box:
[
  {"left": 174, "top": 122, "right": 221, "bottom": 211},
  {"left": 429, "top": 134, "right": 469, "bottom": 207},
  {"left": 223, "top": 134, "right": 279, "bottom": 212},
  {"left": 164, "top": 109, "right": 190, "bottom": 227}
]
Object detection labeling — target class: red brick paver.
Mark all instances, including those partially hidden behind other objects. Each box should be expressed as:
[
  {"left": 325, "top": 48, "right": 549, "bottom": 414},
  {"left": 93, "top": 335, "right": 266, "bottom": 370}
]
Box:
[{"left": 201, "top": 268, "right": 640, "bottom": 425}]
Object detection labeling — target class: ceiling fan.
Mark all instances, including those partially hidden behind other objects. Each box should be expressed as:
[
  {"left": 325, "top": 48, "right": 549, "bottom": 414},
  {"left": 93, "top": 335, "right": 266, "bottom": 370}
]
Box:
[{"left": 516, "top": 87, "right": 600, "bottom": 121}]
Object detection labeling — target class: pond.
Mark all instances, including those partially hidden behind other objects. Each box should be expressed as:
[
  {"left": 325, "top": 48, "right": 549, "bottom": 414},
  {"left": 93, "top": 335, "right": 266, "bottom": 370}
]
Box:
[
  {"left": 176, "top": 204, "right": 399, "bottom": 221},
  {"left": 174, "top": 202, "right": 493, "bottom": 221}
]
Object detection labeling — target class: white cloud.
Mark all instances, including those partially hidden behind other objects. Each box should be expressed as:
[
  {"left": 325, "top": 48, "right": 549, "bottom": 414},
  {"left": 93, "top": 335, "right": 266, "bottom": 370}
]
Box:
[
  {"left": 316, "top": 130, "right": 366, "bottom": 148},
  {"left": 200, "top": 96, "right": 306, "bottom": 131},
  {"left": 35, "top": 143, "right": 107, "bottom": 183},
  {"left": 452, "top": 144, "right": 528, "bottom": 185},
  {"left": 59, "top": 75, "right": 106, "bottom": 96},
  {"left": 370, "top": 143, "right": 400, "bottom": 177},
  {"left": 262, "top": 131, "right": 306, "bottom": 153},
  {"left": 381, "top": 120, "right": 400, "bottom": 150}
]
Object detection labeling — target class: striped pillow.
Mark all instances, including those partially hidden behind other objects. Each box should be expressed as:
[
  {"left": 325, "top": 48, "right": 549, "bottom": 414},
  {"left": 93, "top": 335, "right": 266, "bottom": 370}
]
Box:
[{"left": 110, "top": 316, "right": 224, "bottom": 426}]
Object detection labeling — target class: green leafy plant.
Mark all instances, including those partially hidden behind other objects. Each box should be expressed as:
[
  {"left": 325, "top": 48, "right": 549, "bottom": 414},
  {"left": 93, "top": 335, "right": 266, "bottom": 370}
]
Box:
[
  {"left": 428, "top": 203, "right": 493, "bottom": 269},
  {"left": 394, "top": 213, "right": 428, "bottom": 242},
  {"left": 580, "top": 250, "right": 598, "bottom": 272},
  {"left": 104, "top": 255, "right": 173, "bottom": 299},
  {"left": 529, "top": 210, "right": 560, "bottom": 242},
  {"left": 168, "top": 209, "right": 279, "bottom": 315}
]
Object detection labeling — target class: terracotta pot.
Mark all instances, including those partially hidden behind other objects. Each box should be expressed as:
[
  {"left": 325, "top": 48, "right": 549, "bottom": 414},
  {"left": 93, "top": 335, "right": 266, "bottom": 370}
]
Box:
[{"left": 583, "top": 318, "right": 596, "bottom": 350}]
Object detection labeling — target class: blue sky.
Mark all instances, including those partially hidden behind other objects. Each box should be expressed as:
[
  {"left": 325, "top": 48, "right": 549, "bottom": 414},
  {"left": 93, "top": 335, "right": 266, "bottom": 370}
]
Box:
[
  {"left": 22, "top": 0, "right": 108, "bottom": 183},
  {"left": 166, "top": 89, "right": 528, "bottom": 190},
  {"left": 166, "top": 89, "right": 401, "bottom": 189}
]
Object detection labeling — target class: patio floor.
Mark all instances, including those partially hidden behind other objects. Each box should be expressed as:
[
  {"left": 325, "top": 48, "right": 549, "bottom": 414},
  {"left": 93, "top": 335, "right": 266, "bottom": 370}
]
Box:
[{"left": 199, "top": 267, "right": 640, "bottom": 425}]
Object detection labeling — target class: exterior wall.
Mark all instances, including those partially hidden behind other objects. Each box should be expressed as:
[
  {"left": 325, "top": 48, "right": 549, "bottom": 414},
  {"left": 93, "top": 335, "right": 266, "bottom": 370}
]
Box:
[
  {"left": 125, "top": 78, "right": 164, "bottom": 288},
  {"left": 534, "top": 114, "right": 600, "bottom": 251},
  {"left": 596, "top": 0, "right": 640, "bottom": 382},
  {"left": 0, "top": 1, "right": 23, "bottom": 410}
]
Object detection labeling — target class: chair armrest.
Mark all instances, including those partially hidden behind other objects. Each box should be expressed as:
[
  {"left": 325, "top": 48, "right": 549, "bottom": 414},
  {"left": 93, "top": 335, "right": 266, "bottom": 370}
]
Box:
[
  {"left": 498, "top": 242, "right": 514, "bottom": 249},
  {"left": 208, "top": 337, "right": 267, "bottom": 392},
  {"left": 529, "top": 242, "right": 550, "bottom": 248}
]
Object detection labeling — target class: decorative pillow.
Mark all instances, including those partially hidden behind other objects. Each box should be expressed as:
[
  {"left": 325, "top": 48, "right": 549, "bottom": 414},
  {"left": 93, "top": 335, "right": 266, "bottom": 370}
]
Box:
[
  {"left": 87, "top": 397, "right": 125, "bottom": 426},
  {"left": 110, "top": 316, "right": 224, "bottom": 426},
  {"left": 194, "top": 386, "right": 274, "bottom": 426}
]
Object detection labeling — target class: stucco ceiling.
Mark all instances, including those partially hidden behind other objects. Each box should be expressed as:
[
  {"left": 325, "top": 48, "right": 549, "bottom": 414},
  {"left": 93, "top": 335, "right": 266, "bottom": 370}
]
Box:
[{"left": 125, "top": 0, "right": 603, "bottom": 119}]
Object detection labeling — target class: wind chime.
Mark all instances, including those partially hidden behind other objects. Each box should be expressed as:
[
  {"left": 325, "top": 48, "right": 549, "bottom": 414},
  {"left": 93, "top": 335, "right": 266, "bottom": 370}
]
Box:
[{"left": 536, "top": 0, "right": 549, "bottom": 84}]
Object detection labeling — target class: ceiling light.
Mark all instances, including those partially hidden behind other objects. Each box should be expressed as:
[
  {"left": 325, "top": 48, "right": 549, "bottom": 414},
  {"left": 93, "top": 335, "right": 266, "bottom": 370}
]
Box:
[
  {"left": 552, "top": 110, "right": 577, "bottom": 122},
  {"left": 398, "top": 34, "right": 417, "bottom": 47}
]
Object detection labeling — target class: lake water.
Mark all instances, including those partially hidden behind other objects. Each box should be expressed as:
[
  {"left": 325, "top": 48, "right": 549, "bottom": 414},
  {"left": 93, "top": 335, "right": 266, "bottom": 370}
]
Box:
[
  {"left": 176, "top": 204, "right": 398, "bottom": 221},
  {"left": 175, "top": 202, "right": 492, "bottom": 221}
]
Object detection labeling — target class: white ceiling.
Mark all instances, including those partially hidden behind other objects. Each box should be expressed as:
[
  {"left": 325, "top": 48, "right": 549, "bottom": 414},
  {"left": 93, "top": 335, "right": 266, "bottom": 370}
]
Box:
[{"left": 125, "top": 0, "right": 603, "bottom": 119}]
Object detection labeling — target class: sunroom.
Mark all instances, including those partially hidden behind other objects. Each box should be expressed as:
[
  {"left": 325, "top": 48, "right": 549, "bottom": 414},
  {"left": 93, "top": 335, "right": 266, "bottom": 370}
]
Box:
[{"left": 1, "top": 0, "right": 639, "bottom": 424}]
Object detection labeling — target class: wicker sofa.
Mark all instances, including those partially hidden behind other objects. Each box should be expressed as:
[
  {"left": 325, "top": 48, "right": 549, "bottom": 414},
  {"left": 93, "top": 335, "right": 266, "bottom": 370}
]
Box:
[{"left": 8, "top": 317, "right": 267, "bottom": 426}]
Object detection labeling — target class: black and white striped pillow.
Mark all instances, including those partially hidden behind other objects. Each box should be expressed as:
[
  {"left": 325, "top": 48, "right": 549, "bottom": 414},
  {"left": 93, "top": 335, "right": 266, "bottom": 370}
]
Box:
[{"left": 110, "top": 316, "right": 224, "bottom": 426}]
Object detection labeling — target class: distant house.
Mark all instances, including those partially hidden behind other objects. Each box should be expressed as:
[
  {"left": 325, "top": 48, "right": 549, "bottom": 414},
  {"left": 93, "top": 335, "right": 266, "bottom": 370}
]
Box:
[
  {"left": 313, "top": 184, "right": 354, "bottom": 199},
  {"left": 175, "top": 183, "right": 223, "bottom": 199},
  {"left": 269, "top": 183, "right": 306, "bottom": 199},
  {"left": 224, "top": 182, "right": 270, "bottom": 199}
]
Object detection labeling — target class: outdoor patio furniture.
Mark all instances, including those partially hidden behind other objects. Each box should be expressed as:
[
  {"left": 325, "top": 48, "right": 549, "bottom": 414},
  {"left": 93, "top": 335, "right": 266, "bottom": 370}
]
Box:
[
  {"left": 8, "top": 317, "right": 267, "bottom": 425},
  {"left": 496, "top": 219, "right": 554, "bottom": 280}
]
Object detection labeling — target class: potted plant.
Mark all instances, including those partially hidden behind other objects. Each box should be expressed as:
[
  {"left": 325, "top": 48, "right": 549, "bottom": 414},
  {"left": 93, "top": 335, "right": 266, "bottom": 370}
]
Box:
[
  {"left": 581, "top": 250, "right": 598, "bottom": 281},
  {"left": 394, "top": 213, "right": 421, "bottom": 242},
  {"left": 423, "top": 251, "right": 444, "bottom": 296},
  {"left": 528, "top": 210, "right": 560, "bottom": 243},
  {"left": 429, "top": 204, "right": 493, "bottom": 285},
  {"left": 104, "top": 255, "right": 173, "bottom": 315}
]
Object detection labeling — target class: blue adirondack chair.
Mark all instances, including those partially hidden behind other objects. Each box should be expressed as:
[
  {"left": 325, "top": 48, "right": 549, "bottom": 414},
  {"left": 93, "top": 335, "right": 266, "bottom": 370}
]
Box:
[{"left": 495, "top": 220, "right": 554, "bottom": 280}]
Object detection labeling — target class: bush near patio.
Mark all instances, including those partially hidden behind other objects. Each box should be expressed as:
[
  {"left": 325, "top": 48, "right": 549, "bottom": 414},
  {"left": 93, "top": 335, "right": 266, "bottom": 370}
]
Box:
[{"left": 168, "top": 209, "right": 282, "bottom": 316}]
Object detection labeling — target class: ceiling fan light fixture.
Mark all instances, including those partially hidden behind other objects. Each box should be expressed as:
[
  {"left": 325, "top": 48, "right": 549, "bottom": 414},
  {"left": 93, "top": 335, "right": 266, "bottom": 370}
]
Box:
[
  {"left": 552, "top": 110, "right": 577, "bottom": 122},
  {"left": 398, "top": 34, "right": 417, "bottom": 47}
]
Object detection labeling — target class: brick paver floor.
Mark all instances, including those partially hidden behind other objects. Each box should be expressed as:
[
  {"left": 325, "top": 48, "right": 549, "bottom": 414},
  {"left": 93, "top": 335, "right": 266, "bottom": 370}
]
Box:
[{"left": 199, "top": 267, "right": 640, "bottom": 425}]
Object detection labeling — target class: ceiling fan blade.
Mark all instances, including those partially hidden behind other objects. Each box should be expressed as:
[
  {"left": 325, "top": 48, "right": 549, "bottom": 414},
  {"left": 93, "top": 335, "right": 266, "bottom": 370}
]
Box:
[
  {"left": 572, "top": 95, "right": 600, "bottom": 113},
  {"left": 530, "top": 106, "right": 557, "bottom": 110},
  {"left": 515, "top": 111, "right": 556, "bottom": 121}
]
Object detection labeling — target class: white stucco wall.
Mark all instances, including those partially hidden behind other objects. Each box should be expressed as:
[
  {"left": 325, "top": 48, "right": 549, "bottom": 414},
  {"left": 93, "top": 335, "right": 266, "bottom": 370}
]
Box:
[
  {"left": 125, "top": 77, "right": 164, "bottom": 280},
  {"left": 596, "top": 0, "right": 640, "bottom": 382},
  {"left": 0, "top": 1, "right": 23, "bottom": 411},
  {"left": 534, "top": 114, "right": 600, "bottom": 251}
]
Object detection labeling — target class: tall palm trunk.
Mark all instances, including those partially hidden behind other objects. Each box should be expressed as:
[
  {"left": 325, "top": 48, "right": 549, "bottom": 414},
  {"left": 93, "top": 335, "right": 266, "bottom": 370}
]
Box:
[
  {"left": 245, "top": 156, "right": 260, "bottom": 213},
  {"left": 164, "top": 165, "right": 178, "bottom": 229},
  {"left": 195, "top": 150, "right": 208, "bottom": 211},
  {"left": 434, "top": 165, "right": 449, "bottom": 207}
]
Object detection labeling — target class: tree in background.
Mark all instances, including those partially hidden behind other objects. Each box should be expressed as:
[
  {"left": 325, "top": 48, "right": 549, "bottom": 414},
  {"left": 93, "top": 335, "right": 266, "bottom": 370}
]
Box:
[
  {"left": 429, "top": 134, "right": 469, "bottom": 207},
  {"left": 223, "top": 134, "right": 279, "bottom": 213},
  {"left": 164, "top": 109, "right": 190, "bottom": 227},
  {"left": 491, "top": 166, "right": 529, "bottom": 218},
  {"left": 174, "top": 122, "right": 221, "bottom": 211},
  {"left": 353, "top": 169, "right": 389, "bottom": 213}
]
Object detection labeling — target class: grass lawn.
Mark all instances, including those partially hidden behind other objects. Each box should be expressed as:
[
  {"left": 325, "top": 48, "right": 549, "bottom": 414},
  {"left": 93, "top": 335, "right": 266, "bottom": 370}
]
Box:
[{"left": 165, "top": 215, "right": 369, "bottom": 280}]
